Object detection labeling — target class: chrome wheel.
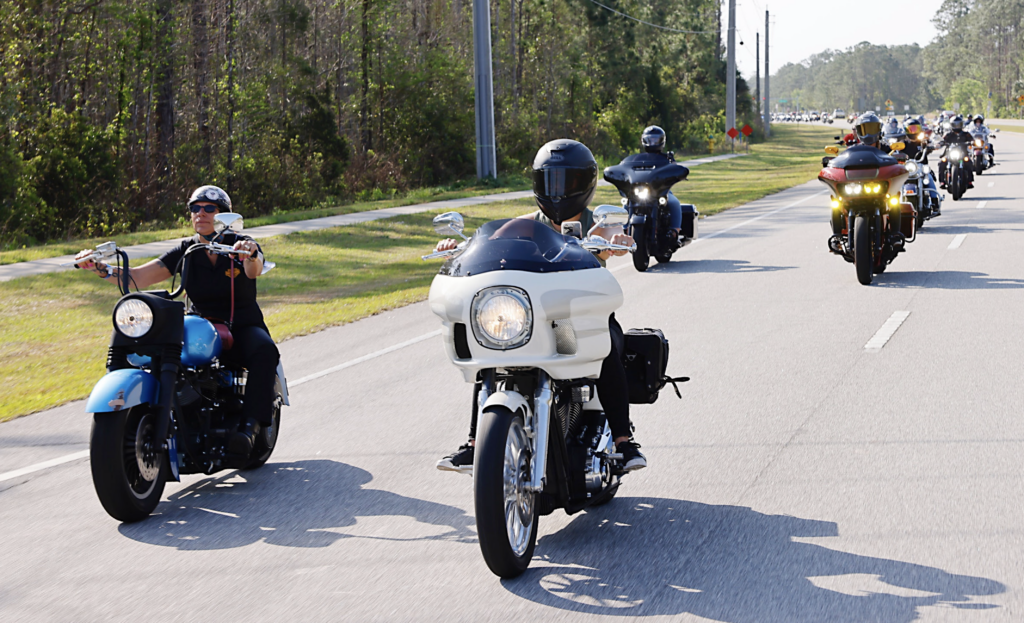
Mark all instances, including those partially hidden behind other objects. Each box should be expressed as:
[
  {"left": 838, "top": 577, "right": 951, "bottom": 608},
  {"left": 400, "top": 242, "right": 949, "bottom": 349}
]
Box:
[{"left": 504, "top": 418, "right": 534, "bottom": 557}]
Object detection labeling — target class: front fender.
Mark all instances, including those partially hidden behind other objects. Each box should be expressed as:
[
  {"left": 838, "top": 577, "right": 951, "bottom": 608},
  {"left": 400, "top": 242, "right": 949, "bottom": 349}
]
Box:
[
  {"left": 85, "top": 369, "right": 159, "bottom": 414},
  {"left": 628, "top": 214, "right": 647, "bottom": 228},
  {"left": 482, "top": 391, "right": 530, "bottom": 417}
]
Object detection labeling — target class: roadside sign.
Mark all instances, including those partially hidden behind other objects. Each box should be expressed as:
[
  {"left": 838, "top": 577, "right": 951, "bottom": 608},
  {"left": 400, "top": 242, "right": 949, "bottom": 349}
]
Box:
[
  {"left": 779, "top": 99, "right": 788, "bottom": 103},
  {"left": 904, "top": 105, "right": 910, "bottom": 111},
  {"left": 885, "top": 99, "right": 893, "bottom": 106},
  {"left": 727, "top": 127, "right": 740, "bottom": 139},
  {"left": 741, "top": 124, "right": 753, "bottom": 137}
]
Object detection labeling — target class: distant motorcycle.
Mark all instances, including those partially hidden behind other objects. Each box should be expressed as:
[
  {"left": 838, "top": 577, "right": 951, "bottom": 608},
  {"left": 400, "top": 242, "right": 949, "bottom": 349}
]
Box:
[
  {"left": 603, "top": 152, "right": 698, "bottom": 271},
  {"left": 941, "top": 142, "right": 971, "bottom": 201},
  {"left": 83, "top": 214, "right": 288, "bottom": 522}
]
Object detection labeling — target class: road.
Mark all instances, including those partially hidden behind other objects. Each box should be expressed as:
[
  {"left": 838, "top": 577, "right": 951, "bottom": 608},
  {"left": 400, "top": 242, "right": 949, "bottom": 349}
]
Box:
[{"left": 1, "top": 135, "right": 1021, "bottom": 622}]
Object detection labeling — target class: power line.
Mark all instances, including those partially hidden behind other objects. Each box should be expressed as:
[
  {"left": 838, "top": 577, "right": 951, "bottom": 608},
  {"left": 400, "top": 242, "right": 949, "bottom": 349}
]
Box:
[{"left": 583, "top": 0, "right": 717, "bottom": 34}]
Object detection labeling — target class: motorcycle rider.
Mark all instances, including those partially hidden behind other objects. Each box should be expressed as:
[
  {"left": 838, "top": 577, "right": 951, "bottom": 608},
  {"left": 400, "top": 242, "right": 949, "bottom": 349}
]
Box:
[
  {"left": 434, "top": 139, "right": 647, "bottom": 474},
  {"left": 639, "top": 125, "right": 685, "bottom": 247},
  {"left": 971, "top": 115, "right": 995, "bottom": 163},
  {"left": 74, "top": 186, "right": 279, "bottom": 456},
  {"left": 938, "top": 115, "right": 976, "bottom": 190}
]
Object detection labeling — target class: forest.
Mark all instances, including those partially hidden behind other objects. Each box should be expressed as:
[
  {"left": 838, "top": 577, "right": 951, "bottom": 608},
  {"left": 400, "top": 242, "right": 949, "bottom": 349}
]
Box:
[
  {"left": 0, "top": 0, "right": 753, "bottom": 246},
  {"left": 769, "top": 0, "right": 1024, "bottom": 117}
]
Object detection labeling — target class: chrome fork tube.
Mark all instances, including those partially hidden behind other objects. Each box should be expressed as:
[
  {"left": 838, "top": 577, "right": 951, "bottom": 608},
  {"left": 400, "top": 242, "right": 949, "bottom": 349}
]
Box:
[
  {"left": 526, "top": 371, "right": 553, "bottom": 492},
  {"left": 478, "top": 369, "right": 495, "bottom": 415}
]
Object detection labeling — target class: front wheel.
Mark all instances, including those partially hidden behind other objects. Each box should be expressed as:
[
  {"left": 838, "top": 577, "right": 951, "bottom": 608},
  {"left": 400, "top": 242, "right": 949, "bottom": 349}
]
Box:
[
  {"left": 632, "top": 225, "right": 650, "bottom": 272},
  {"left": 975, "top": 156, "right": 984, "bottom": 174},
  {"left": 474, "top": 405, "right": 538, "bottom": 578},
  {"left": 853, "top": 215, "right": 873, "bottom": 285},
  {"left": 90, "top": 406, "right": 167, "bottom": 522}
]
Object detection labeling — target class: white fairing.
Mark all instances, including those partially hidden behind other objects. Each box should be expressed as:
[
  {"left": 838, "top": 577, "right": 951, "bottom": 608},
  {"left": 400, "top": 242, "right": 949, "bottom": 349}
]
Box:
[{"left": 429, "top": 268, "right": 623, "bottom": 382}]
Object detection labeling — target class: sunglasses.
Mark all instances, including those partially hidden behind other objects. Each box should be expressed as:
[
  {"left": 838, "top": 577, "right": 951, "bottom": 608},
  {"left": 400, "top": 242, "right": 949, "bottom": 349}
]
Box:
[{"left": 190, "top": 204, "right": 219, "bottom": 214}]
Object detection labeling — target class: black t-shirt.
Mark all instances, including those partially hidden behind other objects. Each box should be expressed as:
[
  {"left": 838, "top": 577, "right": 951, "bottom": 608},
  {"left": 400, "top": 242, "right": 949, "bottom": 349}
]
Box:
[
  {"left": 943, "top": 130, "right": 973, "bottom": 145},
  {"left": 158, "top": 233, "right": 267, "bottom": 329}
]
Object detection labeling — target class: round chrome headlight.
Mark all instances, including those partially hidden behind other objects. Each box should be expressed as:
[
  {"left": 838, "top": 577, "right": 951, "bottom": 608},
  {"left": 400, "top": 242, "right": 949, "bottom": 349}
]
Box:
[
  {"left": 905, "top": 161, "right": 919, "bottom": 177},
  {"left": 471, "top": 287, "right": 532, "bottom": 350},
  {"left": 114, "top": 298, "right": 154, "bottom": 338}
]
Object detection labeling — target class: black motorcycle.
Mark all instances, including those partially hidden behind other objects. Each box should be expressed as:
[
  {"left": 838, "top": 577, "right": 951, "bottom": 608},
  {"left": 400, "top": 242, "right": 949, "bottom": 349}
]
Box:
[
  {"left": 604, "top": 153, "right": 698, "bottom": 271},
  {"left": 942, "top": 142, "right": 971, "bottom": 201},
  {"left": 84, "top": 214, "right": 288, "bottom": 522}
]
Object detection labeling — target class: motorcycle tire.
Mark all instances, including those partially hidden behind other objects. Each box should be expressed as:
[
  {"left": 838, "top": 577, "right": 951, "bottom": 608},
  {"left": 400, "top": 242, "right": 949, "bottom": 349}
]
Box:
[
  {"left": 632, "top": 225, "right": 650, "bottom": 272},
  {"left": 655, "top": 252, "right": 673, "bottom": 264},
  {"left": 90, "top": 406, "right": 167, "bottom": 523},
  {"left": 853, "top": 215, "right": 873, "bottom": 286},
  {"left": 244, "top": 404, "right": 282, "bottom": 470},
  {"left": 975, "top": 157, "right": 984, "bottom": 175},
  {"left": 951, "top": 173, "right": 961, "bottom": 201},
  {"left": 474, "top": 405, "right": 538, "bottom": 578}
]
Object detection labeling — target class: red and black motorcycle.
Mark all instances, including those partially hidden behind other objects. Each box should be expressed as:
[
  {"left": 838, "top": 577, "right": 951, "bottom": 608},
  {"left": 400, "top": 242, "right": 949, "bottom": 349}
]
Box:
[{"left": 819, "top": 143, "right": 914, "bottom": 285}]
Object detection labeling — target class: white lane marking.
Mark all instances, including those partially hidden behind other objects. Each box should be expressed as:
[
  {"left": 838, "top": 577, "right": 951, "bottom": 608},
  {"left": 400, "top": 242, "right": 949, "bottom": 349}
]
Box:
[
  {"left": 197, "top": 507, "right": 239, "bottom": 518},
  {"left": 609, "top": 188, "right": 828, "bottom": 274},
  {"left": 289, "top": 329, "right": 443, "bottom": 387},
  {"left": 865, "top": 311, "right": 911, "bottom": 351},
  {"left": 977, "top": 201, "right": 987, "bottom": 209},
  {"left": 0, "top": 450, "right": 89, "bottom": 483},
  {"left": 948, "top": 234, "right": 967, "bottom": 250},
  {"left": 987, "top": 182, "right": 994, "bottom": 188}
]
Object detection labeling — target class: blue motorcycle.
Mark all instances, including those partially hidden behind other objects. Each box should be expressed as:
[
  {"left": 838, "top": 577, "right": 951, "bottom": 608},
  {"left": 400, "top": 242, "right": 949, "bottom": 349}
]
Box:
[
  {"left": 85, "top": 214, "right": 289, "bottom": 522},
  {"left": 604, "top": 152, "right": 698, "bottom": 271}
]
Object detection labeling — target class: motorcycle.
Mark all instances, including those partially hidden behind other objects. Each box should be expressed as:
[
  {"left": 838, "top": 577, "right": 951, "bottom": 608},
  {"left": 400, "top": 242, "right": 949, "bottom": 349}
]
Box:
[
  {"left": 941, "top": 142, "right": 972, "bottom": 201},
  {"left": 423, "top": 207, "right": 686, "bottom": 578},
  {"left": 970, "top": 130, "right": 994, "bottom": 174},
  {"left": 819, "top": 142, "right": 914, "bottom": 285},
  {"left": 899, "top": 154, "right": 942, "bottom": 230},
  {"left": 603, "top": 152, "right": 698, "bottom": 271},
  {"left": 82, "top": 213, "right": 289, "bottom": 522}
]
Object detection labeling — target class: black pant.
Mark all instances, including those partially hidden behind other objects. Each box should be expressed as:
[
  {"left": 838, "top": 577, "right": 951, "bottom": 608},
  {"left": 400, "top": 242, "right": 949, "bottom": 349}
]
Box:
[
  {"left": 223, "top": 324, "right": 280, "bottom": 425},
  {"left": 468, "top": 316, "right": 632, "bottom": 441}
]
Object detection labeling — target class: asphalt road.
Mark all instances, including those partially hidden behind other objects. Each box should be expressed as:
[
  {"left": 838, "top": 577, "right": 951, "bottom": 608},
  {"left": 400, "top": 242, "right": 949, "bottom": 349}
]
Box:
[{"left": 2, "top": 134, "right": 1022, "bottom": 622}]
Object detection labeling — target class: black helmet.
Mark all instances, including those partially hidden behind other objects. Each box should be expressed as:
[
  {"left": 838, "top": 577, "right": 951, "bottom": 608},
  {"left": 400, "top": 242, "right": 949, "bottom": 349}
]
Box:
[
  {"left": 641, "top": 125, "right": 667, "bottom": 153},
  {"left": 531, "top": 139, "right": 598, "bottom": 225},
  {"left": 187, "top": 185, "right": 232, "bottom": 211},
  {"left": 951, "top": 115, "right": 964, "bottom": 131},
  {"left": 854, "top": 113, "right": 883, "bottom": 146}
]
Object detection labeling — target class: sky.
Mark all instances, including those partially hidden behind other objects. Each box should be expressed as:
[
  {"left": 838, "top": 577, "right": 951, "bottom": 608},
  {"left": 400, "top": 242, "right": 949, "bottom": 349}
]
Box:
[{"left": 725, "top": 0, "right": 947, "bottom": 81}]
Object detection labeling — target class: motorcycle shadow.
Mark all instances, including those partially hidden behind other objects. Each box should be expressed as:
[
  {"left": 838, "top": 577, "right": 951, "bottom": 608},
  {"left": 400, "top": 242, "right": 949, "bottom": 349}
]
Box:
[
  {"left": 503, "top": 497, "right": 1003, "bottom": 622},
  {"left": 648, "top": 259, "right": 796, "bottom": 274},
  {"left": 873, "top": 270, "right": 1024, "bottom": 289},
  {"left": 118, "top": 459, "right": 476, "bottom": 550}
]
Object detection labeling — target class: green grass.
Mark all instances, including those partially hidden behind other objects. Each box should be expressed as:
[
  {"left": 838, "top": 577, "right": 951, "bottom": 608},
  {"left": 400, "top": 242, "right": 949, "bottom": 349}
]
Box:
[
  {"left": 990, "top": 124, "right": 1024, "bottom": 134},
  {"left": 0, "top": 124, "right": 835, "bottom": 421},
  {"left": 0, "top": 175, "right": 530, "bottom": 265}
]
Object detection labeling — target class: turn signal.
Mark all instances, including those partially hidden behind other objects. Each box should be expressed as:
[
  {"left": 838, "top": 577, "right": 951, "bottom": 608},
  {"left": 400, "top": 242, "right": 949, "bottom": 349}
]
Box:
[{"left": 830, "top": 199, "right": 840, "bottom": 209}]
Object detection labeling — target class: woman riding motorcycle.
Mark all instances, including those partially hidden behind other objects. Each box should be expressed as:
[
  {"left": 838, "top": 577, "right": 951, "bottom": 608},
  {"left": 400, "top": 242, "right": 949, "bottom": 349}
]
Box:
[
  {"left": 434, "top": 140, "right": 647, "bottom": 474},
  {"left": 74, "top": 185, "right": 279, "bottom": 456}
]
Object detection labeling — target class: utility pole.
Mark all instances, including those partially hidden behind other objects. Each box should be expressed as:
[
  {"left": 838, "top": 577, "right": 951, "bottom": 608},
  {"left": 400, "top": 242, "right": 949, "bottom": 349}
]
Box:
[
  {"left": 755, "top": 32, "right": 760, "bottom": 129},
  {"left": 726, "top": 0, "right": 736, "bottom": 140},
  {"left": 763, "top": 8, "right": 770, "bottom": 138},
  {"left": 473, "top": 0, "right": 497, "bottom": 178}
]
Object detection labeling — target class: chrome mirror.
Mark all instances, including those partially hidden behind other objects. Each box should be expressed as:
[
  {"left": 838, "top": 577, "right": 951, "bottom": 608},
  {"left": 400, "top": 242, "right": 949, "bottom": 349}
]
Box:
[
  {"left": 214, "top": 213, "right": 244, "bottom": 234},
  {"left": 433, "top": 212, "right": 468, "bottom": 241},
  {"left": 261, "top": 260, "right": 276, "bottom": 275},
  {"left": 592, "top": 204, "right": 629, "bottom": 227}
]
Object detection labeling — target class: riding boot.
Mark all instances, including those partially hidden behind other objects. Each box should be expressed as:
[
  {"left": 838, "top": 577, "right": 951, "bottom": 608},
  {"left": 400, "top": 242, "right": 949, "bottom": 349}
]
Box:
[{"left": 228, "top": 417, "right": 261, "bottom": 456}]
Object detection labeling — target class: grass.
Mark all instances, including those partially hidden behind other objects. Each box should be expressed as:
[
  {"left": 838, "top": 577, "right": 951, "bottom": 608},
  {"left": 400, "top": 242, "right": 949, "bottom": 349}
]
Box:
[
  {"left": 0, "top": 124, "right": 836, "bottom": 421},
  {"left": 990, "top": 124, "right": 1024, "bottom": 134},
  {"left": 0, "top": 175, "right": 530, "bottom": 265}
]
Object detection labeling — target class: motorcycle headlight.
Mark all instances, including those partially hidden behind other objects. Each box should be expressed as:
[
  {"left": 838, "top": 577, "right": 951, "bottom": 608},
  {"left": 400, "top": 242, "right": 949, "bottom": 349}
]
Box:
[
  {"left": 950, "top": 147, "right": 963, "bottom": 159},
  {"left": 471, "top": 287, "right": 532, "bottom": 350},
  {"left": 634, "top": 186, "right": 651, "bottom": 201},
  {"left": 905, "top": 161, "right": 919, "bottom": 175},
  {"left": 114, "top": 298, "right": 155, "bottom": 338},
  {"left": 975, "top": 139, "right": 983, "bottom": 147},
  {"left": 844, "top": 183, "right": 863, "bottom": 196}
]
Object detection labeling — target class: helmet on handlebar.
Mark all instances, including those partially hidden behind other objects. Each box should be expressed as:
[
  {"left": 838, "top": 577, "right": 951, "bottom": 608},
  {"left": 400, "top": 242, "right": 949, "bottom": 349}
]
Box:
[
  {"left": 951, "top": 116, "right": 965, "bottom": 131},
  {"left": 854, "top": 113, "right": 883, "bottom": 146},
  {"left": 531, "top": 139, "right": 598, "bottom": 225},
  {"left": 187, "top": 185, "right": 232, "bottom": 212},
  {"left": 641, "top": 126, "right": 667, "bottom": 153}
]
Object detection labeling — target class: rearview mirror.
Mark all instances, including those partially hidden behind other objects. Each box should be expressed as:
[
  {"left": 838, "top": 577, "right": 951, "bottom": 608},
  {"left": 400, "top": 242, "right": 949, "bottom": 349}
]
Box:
[
  {"left": 889, "top": 141, "right": 906, "bottom": 152},
  {"left": 214, "top": 213, "right": 244, "bottom": 234},
  {"left": 824, "top": 145, "right": 839, "bottom": 155},
  {"left": 592, "top": 204, "right": 629, "bottom": 227},
  {"left": 433, "top": 212, "right": 468, "bottom": 240}
]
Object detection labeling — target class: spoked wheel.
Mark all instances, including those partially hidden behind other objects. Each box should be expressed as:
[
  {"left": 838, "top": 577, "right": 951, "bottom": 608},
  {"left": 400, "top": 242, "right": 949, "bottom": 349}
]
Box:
[
  {"left": 853, "top": 215, "right": 873, "bottom": 286},
  {"left": 90, "top": 406, "right": 167, "bottom": 522},
  {"left": 631, "top": 225, "right": 650, "bottom": 272},
  {"left": 245, "top": 378, "right": 284, "bottom": 469},
  {"left": 474, "top": 405, "right": 538, "bottom": 578}
]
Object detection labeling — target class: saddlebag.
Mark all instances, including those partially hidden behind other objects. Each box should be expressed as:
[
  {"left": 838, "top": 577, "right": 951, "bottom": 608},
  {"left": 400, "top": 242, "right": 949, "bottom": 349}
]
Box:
[{"left": 622, "top": 328, "right": 688, "bottom": 404}]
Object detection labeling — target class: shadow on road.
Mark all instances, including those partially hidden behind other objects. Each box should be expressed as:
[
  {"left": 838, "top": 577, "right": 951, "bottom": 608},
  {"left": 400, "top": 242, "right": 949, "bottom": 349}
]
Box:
[
  {"left": 649, "top": 259, "right": 796, "bottom": 274},
  {"left": 503, "top": 498, "right": 1003, "bottom": 621},
  {"left": 873, "top": 270, "right": 1024, "bottom": 289},
  {"left": 919, "top": 224, "right": 1012, "bottom": 236},
  {"left": 118, "top": 459, "right": 476, "bottom": 549}
]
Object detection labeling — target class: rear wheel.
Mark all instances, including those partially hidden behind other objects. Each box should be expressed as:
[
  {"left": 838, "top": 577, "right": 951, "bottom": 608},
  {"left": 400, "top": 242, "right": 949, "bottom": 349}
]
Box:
[
  {"left": 90, "top": 406, "right": 167, "bottom": 522},
  {"left": 475, "top": 405, "right": 538, "bottom": 578},
  {"left": 245, "top": 377, "right": 284, "bottom": 469},
  {"left": 631, "top": 225, "right": 650, "bottom": 272},
  {"left": 853, "top": 215, "right": 873, "bottom": 286},
  {"left": 655, "top": 251, "right": 673, "bottom": 264}
]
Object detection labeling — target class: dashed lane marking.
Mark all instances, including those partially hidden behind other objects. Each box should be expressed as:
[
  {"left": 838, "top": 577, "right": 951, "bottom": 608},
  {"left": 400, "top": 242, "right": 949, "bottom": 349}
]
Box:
[
  {"left": 948, "top": 234, "right": 967, "bottom": 250},
  {"left": 977, "top": 201, "right": 987, "bottom": 209},
  {"left": 0, "top": 450, "right": 89, "bottom": 483},
  {"left": 988, "top": 182, "right": 995, "bottom": 188},
  {"left": 865, "top": 311, "right": 911, "bottom": 351}
]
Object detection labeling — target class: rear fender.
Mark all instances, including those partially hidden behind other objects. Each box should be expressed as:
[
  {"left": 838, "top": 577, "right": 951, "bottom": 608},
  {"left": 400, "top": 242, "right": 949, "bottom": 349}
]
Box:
[
  {"left": 276, "top": 362, "right": 291, "bottom": 406},
  {"left": 85, "top": 368, "right": 158, "bottom": 414}
]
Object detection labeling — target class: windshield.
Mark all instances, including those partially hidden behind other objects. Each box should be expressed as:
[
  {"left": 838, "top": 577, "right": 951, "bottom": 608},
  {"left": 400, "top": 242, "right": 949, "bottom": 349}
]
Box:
[{"left": 440, "top": 218, "right": 601, "bottom": 277}]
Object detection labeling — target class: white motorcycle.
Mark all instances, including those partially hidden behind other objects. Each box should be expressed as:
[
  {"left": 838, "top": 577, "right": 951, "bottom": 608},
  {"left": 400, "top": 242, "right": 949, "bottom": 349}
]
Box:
[{"left": 424, "top": 206, "right": 685, "bottom": 578}]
